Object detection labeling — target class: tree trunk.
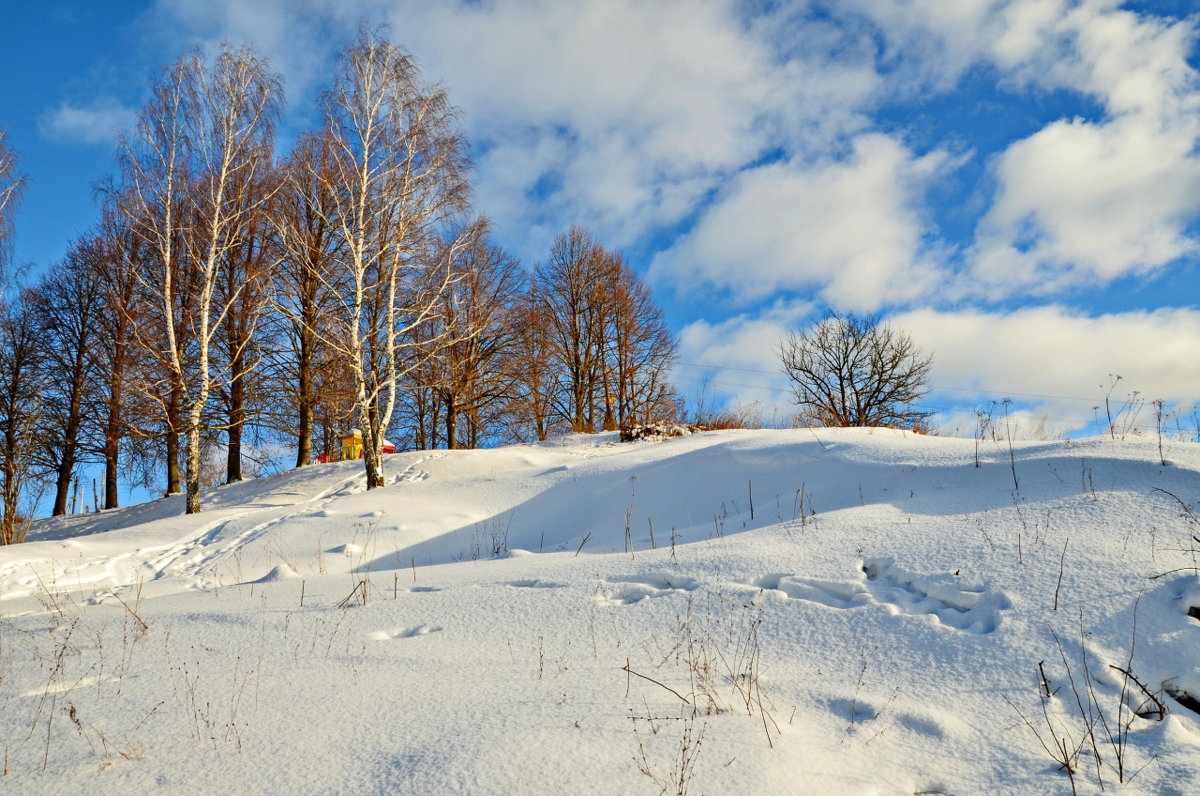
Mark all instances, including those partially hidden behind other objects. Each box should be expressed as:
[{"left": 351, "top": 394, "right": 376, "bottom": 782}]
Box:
[
  {"left": 51, "top": 439, "right": 75, "bottom": 516},
  {"left": 296, "top": 401, "right": 313, "bottom": 467},
  {"left": 226, "top": 366, "right": 245, "bottom": 483},
  {"left": 186, "top": 424, "right": 202, "bottom": 514},
  {"left": 165, "top": 381, "right": 182, "bottom": 495},
  {"left": 1, "top": 390, "right": 18, "bottom": 543},
  {"left": 104, "top": 438, "right": 120, "bottom": 510},
  {"left": 446, "top": 401, "right": 458, "bottom": 450},
  {"left": 295, "top": 341, "right": 313, "bottom": 467}
]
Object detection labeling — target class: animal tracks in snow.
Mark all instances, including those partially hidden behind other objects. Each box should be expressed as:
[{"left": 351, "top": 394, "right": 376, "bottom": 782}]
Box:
[
  {"left": 753, "top": 558, "right": 1010, "bottom": 634},
  {"left": 752, "top": 574, "right": 871, "bottom": 609},
  {"left": 597, "top": 574, "right": 700, "bottom": 606},
  {"left": 861, "top": 558, "right": 1010, "bottom": 634},
  {"left": 393, "top": 453, "right": 446, "bottom": 485},
  {"left": 370, "top": 625, "right": 442, "bottom": 641}
]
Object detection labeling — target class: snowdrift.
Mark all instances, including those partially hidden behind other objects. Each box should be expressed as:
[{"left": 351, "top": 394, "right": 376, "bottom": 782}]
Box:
[{"left": 2, "top": 429, "right": 1200, "bottom": 794}]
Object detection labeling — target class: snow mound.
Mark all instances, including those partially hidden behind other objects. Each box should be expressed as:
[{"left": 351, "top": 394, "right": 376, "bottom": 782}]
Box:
[{"left": 1, "top": 429, "right": 1199, "bottom": 794}]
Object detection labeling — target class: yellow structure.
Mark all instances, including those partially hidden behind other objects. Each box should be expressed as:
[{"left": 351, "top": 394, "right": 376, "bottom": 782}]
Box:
[{"left": 339, "top": 429, "right": 363, "bottom": 461}]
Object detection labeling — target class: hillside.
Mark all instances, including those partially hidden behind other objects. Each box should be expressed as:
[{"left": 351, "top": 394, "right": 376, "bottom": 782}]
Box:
[{"left": 2, "top": 428, "right": 1200, "bottom": 794}]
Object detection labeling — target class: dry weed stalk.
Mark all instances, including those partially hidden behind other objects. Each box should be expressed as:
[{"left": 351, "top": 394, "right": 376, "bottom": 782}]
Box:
[{"left": 1007, "top": 608, "right": 1162, "bottom": 793}]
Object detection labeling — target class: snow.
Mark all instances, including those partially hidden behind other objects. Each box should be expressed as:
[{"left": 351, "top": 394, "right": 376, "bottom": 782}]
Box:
[{"left": 2, "top": 428, "right": 1200, "bottom": 794}]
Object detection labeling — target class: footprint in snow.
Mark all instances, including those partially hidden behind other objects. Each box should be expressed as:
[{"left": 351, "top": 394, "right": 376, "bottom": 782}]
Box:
[
  {"left": 862, "top": 557, "right": 1009, "bottom": 634},
  {"left": 598, "top": 574, "right": 700, "bottom": 606},
  {"left": 828, "top": 696, "right": 879, "bottom": 724},
  {"left": 752, "top": 573, "right": 870, "bottom": 609},
  {"left": 508, "top": 579, "right": 567, "bottom": 589},
  {"left": 370, "top": 625, "right": 442, "bottom": 640},
  {"left": 752, "top": 558, "right": 1009, "bottom": 634}
]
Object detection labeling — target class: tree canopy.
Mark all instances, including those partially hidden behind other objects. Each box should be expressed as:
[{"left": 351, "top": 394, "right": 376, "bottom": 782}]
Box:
[{"left": 778, "top": 312, "right": 933, "bottom": 429}]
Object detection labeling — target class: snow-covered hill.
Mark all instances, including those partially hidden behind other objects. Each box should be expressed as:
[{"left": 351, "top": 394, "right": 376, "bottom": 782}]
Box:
[{"left": 3, "top": 429, "right": 1200, "bottom": 794}]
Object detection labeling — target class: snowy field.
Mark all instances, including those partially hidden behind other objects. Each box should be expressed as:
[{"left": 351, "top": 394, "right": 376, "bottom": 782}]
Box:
[{"left": 2, "top": 428, "right": 1200, "bottom": 794}]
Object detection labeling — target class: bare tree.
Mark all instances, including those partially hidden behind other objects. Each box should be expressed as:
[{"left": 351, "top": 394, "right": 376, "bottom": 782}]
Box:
[
  {"left": 0, "top": 296, "right": 43, "bottom": 543},
  {"left": 532, "top": 226, "right": 677, "bottom": 434},
  {"left": 120, "top": 53, "right": 196, "bottom": 499},
  {"left": 427, "top": 219, "right": 524, "bottom": 449},
  {"left": 91, "top": 196, "right": 144, "bottom": 509},
  {"left": 778, "top": 312, "right": 933, "bottom": 428},
  {"left": 403, "top": 312, "right": 445, "bottom": 450},
  {"left": 535, "top": 226, "right": 607, "bottom": 432},
  {"left": 599, "top": 254, "right": 676, "bottom": 429},
  {"left": 0, "top": 129, "right": 25, "bottom": 276},
  {"left": 505, "top": 285, "right": 560, "bottom": 441},
  {"left": 28, "top": 240, "right": 107, "bottom": 515},
  {"left": 214, "top": 167, "right": 279, "bottom": 483},
  {"left": 318, "top": 29, "right": 470, "bottom": 488},
  {"left": 120, "top": 44, "right": 282, "bottom": 513},
  {"left": 269, "top": 131, "right": 346, "bottom": 466}
]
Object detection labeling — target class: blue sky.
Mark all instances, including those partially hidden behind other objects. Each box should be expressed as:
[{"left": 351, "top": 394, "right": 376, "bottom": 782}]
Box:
[{"left": 4, "top": 0, "right": 1200, "bottom": 439}]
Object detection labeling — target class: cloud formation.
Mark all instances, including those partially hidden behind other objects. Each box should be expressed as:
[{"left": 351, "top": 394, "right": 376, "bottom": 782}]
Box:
[
  {"left": 139, "top": 1, "right": 1200, "bottom": 301},
  {"left": 650, "top": 134, "right": 951, "bottom": 311},
  {"left": 126, "top": 0, "right": 1200, "bottom": 433},
  {"left": 899, "top": 305, "right": 1200, "bottom": 429},
  {"left": 39, "top": 98, "right": 136, "bottom": 146},
  {"left": 964, "top": 2, "right": 1200, "bottom": 293}
]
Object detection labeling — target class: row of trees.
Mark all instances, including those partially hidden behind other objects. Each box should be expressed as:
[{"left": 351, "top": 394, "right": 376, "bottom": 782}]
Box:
[{"left": 0, "top": 31, "right": 676, "bottom": 538}]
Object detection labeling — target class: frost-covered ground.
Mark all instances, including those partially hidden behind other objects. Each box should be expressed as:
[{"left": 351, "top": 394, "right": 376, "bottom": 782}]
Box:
[{"left": 3, "top": 428, "right": 1200, "bottom": 794}]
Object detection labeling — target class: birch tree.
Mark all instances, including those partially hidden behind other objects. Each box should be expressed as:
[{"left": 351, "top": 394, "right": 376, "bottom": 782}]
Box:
[
  {"left": 121, "top": 44, "right": 281, "bottom": 513},
  {"left": 319, "top": 29, "right": 470, "bottom": 488},
  {"left": 119, "top": 54, "right": 191, "bottom": 497}
]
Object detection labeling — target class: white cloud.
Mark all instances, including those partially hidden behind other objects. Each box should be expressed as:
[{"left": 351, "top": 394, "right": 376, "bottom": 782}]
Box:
[
  {"left": 897, "top": 306, "right": 1200, "bottom": 432},
  {"left": 833, "top": 0, "right": 1197, "bottom": 117},
  {"left": 141, "top": 0, "right": 882, "bottom": 260},
  {"left": 970, "top": 114, "right": 1200, "bottom": 291},
  {"left": 819, "top": 1, "right": 1200, "bottom": 297},
  {"left": 834, "top": 0, "right": 1004, "bottom": 92},
  {"left": 144, "top": 0, "right": 336, "bottom": 103},
  {"left": 650, "top": 134, "right": 951, "bottom": 312},
  {"left": 1053, "top": 1, "right": 1199, "bottom": 121},
  {"left": 39, "top": 98, "right": 137, "bottom": 146},
  {"left": 841, "top": 1, "right": 1200, "bottom": 295},
  {"left": 392, "top": 0, "right": 881, "bottom": 251}
]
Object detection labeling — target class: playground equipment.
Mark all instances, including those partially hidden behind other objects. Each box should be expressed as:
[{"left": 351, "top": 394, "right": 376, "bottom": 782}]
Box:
[{"left": 315, "top": 429, "right": 396, "bottom": 463}]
